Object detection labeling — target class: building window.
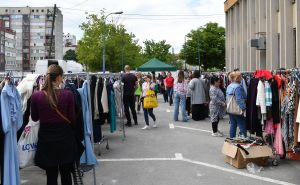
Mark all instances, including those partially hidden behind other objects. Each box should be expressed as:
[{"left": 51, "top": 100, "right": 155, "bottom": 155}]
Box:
[
  {"left": 41, "top": 9, "right": 44, "bottom": 13},
  {"left": 18, "top": 10, "right": 20, "bottom": 13},
  {"left": 5, "top": 9, "right": 8, "bottom": 12},
  {"left": 36, "top": 9, "right": 39, "bottom": 13},
  {"left": 32, "top": 9, "right": 34, "bottom": 12}
]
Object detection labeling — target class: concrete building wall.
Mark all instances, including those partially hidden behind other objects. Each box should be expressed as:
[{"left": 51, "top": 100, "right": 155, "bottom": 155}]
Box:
[{"left": 225, "top": 0, "right": 299, "bottom": 71}]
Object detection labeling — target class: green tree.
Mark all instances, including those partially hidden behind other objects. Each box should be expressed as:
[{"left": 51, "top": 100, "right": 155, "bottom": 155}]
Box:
[
  {"left": 63, "top": 49, "right": 78, "bottom": 61},
  {"left": 77, "top": 13, "right": 143, "bottom": 72},
  {"left": 180, "top": 22, "right": 225, "bottom": 70},
  {"left": 143, "top": 39, "right": 181, "bottom": 69}
]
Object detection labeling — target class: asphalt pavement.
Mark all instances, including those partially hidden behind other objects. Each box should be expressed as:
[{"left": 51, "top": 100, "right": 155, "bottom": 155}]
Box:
[{"left": 20, "top": 95, "right": 300, "bottom": 185}]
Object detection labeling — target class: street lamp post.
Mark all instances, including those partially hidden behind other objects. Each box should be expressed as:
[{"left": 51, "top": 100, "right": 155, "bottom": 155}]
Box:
[
  {"left": 102, "top": 11, "right": 123, "bottom": 73},
  {"left": 197, "top": 32, "right": 200, "bottom": 71}
]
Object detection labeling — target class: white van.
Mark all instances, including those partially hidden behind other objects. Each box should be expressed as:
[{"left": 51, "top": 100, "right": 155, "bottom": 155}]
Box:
[{"left": 35, "top": 60, "right": 83, "bottom": 74}]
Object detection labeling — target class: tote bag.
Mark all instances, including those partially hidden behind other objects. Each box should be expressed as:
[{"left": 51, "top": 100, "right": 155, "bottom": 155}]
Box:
[
  {"left": 18, "top": 118, "right": 40, "bottom": 168},
  {"left": 226, "top": 89, "right": 243, "bottom": 116},
  {"left": 143, "top": 90, "right": 158, "bottom": 109}
]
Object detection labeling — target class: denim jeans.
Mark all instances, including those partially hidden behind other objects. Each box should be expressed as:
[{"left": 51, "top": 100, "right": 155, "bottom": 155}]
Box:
[
  {"left": 143, "top": 108, "right": 156, "bottom": 126},
  {"left": 229, "top": 114, "right": 247, "bottom": 138},
  {"left": 166, "top": 87, "right": 173, "bottom": 105},
  {"left": 173, "top": 93, "right": 188, "bottom": 122}
]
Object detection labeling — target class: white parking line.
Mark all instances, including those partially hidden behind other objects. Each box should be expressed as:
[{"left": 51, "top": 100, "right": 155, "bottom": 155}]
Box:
[
  {"left": 174, "top": 125, "right": 211, "bottom": 133},
  {"left": 98, "top": 154, "right": 296, "bottom": 185},
  {"left": 169, "top": 123, "right": 175, "bottom": 129},
  {"left": 21, "top": 180, "right": 28, "bottom": 184},
  {"left": 182, "top": 158, "right": 296, "bottom": 185}
]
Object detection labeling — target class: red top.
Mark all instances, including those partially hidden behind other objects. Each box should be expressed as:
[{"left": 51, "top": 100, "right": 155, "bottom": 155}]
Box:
[
  {"left": 254, "top": 70, "right": 272, "bottom": 80},
  {"left": 165, "top": 77, "right": 174, "bottom": 88}
]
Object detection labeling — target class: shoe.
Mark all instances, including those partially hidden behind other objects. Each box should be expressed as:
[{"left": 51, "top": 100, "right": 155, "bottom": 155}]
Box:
[
  {"left": 125, "top": 123, "right": 132, "bottom": 127},
  {"left": 212, "top": 132, "right": 223, "bottom": 137},
  {"left": 217, "top": 130, "right": 223, "bottom": 137},
  {"left": 153, "top": 121, "right": 157, "bottom": 128},
  {"left": 134, "top": 121, "right": 138, "bottom": 125},
  {"left": 141, "top": 125, "right": 149, "bottom": 130}
]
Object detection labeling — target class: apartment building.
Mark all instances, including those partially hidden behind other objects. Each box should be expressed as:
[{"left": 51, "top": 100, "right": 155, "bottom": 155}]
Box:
[
  {"left": 63, "top": 33, "right": 76, "bottom": 56},
  {"left": 0, "top": 19, "right": 16, "bottom": 71},
  {"left": 0, "top": 6, "right": 63, "bottom": 71},
  {"left": 225, "top": 0, "right": 300, "bottom": 71}
]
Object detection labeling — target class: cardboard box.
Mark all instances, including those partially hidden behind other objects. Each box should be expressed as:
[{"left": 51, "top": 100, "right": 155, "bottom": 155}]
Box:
[{"left": 222, "top": 141, "right": 273, "bottom": 169}]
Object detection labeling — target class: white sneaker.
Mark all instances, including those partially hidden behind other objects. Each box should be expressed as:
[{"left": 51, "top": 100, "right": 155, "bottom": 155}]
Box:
[
  {"left": 217, "top": 130, "right": 224, "bottom": 137},
  {"left": 141, "top": 125, "right": 149, "bottom": 130},
  {"left": 212, "top": 131, "right": 223, "bottom": 137},
  {"left": 153, "top": 121, "right": 157, "bottom": 128}
]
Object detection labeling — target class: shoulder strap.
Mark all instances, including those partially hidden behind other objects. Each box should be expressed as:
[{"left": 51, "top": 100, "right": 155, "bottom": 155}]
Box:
[{"left": 42, "top": 91, "right": 71, "bottom": 124}]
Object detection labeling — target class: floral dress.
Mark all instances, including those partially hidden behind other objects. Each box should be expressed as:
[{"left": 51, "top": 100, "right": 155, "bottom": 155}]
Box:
[{"left": 209, "top": 86, "right": 226, "bottom": 122}]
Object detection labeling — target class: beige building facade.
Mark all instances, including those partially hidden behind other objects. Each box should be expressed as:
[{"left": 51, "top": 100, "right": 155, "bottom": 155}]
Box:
[{"left": 225, "top": 0, "right": 300, "bottom": 72}]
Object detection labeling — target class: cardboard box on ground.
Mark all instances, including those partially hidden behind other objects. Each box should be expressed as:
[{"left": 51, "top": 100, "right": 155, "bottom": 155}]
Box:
[{"left": 222, "top": 142, "right": 273, "bottom": 169}]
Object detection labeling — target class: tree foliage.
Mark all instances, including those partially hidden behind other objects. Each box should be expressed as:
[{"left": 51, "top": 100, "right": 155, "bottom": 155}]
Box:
[
  {"left": 180, "top": 22, "right": 225, "bottom": 70},
  {"left": 63, "top": 49, "right": 78, "bottom": 61},
  {"left": 143, "top": 39, "right": 181, "bottom": 69},
  {"left": 77, "top": 13, "right": 143, "bottom": 72}
]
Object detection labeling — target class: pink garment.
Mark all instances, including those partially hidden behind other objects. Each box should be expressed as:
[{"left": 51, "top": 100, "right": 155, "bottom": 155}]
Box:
[
  {"left": 265, "top": 119, "right": 275, "bottom": 135},
  {"left": 274, "top": 124, "right": 284, "bottom": 156}
]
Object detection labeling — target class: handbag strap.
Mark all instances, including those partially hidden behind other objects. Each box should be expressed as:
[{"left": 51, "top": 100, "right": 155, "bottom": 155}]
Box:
[{"left": 42, "top": 91, "right": 71, "bottom": 124}]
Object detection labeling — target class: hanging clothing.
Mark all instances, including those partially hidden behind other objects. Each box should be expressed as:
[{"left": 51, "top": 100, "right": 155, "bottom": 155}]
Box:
[
  {"left": 64, "top": 83, "right": 85, "bottom": 145},
  {"left": 256, "top": 80, "right": 267, "bottom": 114},
  {"left": 113, "top": 80, "right": 122, "bottom": 117},
  {"left": 101, "top": 79, "right": 109, "bottom": 113},
  {"left": 246, "top": 78, "right": 260, "bottom": 133},
  {"left": 1, "top": 84, "right": 23, "bottom": 185},
  {"left": 97, "top": 78, "right": 105, "bottom": 124},
  {"left": 94, "top": 78, "right": 100, "bottom": 120},
  {"left": 265, "top": 81, "right": 272, "bottom": 107},
  {"left": 90, "top": 75, "right": 97, "bottom": 120},
  {"left": 16, "top": 74, "right": 40, "bottom": 114},
  {"left": 78, "top": 81, "right": 98, "bottom": 167},
  {"left": 241, "top": 78, "right": 248, "bottom": 96},
  {"left": 271, "top": 79, "right": 280, "bottom": 123},
  {"left": 0, "top": 90, "right": 3, "bottom": 185},
  {"left": 109, "top": 89, "right": 116, "bottom": 133}
]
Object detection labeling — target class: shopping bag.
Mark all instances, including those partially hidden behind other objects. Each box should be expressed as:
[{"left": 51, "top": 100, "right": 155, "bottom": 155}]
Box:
[
  {"left": 226, "top": 90, "right": 243, "bottom": 116},
  {"left": 18, "top": 118, "right": 40, "bottom": 168},
  {"left": 143, "top": 90, "right": 158, "bottom": 109}
]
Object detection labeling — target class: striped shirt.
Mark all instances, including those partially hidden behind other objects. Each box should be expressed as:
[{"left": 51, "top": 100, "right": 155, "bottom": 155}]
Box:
[{"left": 265, "top": 81, "right": 272, "bottom": 107}]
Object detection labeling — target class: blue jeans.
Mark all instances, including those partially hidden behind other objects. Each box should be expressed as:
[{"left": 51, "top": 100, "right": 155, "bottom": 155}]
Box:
[
  {"left": 173, "top": 93, "right": 188, "bottom": 122},
  {"left": 229, "top": 114, "right": 247, "bottom": 138},
  {"left": 166, "top": 87, "right": 173, "bottom": 105},
  {"left": 143, "top": 108, "right": 156, "bottom": 126}
]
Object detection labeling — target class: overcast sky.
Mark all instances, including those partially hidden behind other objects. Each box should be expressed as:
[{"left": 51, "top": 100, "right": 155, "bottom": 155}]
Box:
[{"left": 2, "top": 0, "right": 225, "bottom": 53}]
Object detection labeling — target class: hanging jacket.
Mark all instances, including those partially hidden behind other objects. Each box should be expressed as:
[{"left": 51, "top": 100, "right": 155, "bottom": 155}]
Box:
[
  {"left": 78, "top": 81, "right": 98, "bottom": 167},
  {"left": 1, "top": 84, "right": 23, "bottom": 185},
  {"left": 256, "top": 80, "right": 267, "bottom": 114},
  {"left": 101, "top": 79, "right": 109, "bottom": 113},
  {"left": 271, "top": 79, "right": 280, "bottom": 123}
]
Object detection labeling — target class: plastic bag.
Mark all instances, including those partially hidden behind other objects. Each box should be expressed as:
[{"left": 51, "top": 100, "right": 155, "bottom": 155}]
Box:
[
  {"left": 246, "top": 162, "right": 264, "bottom": 174},
  {"left": 18, "top": 118, "right": 40, "bottom": 168}
]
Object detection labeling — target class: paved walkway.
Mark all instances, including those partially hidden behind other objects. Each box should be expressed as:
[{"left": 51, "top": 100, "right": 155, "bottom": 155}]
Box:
[{"left": 20, "top": 95, "right": 300, "bottom": 185}]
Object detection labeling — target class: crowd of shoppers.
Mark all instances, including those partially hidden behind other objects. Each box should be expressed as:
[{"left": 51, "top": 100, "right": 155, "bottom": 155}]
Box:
[{"left": 122, "top": 65, "right": 248, "bottom": 139}]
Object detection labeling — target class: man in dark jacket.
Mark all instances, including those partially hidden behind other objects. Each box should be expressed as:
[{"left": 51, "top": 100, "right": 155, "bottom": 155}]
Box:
[{"left": 122, "top": 65, "right": 138, "bottom": 127}]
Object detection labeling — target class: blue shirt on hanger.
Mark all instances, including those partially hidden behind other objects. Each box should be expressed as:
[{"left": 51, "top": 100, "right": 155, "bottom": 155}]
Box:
[
  {"left": 78, "top": 80, "right": 98, "bottom": 166},
  {"left": 1, "top": 84, "right": 23, "bottom": 185}
]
